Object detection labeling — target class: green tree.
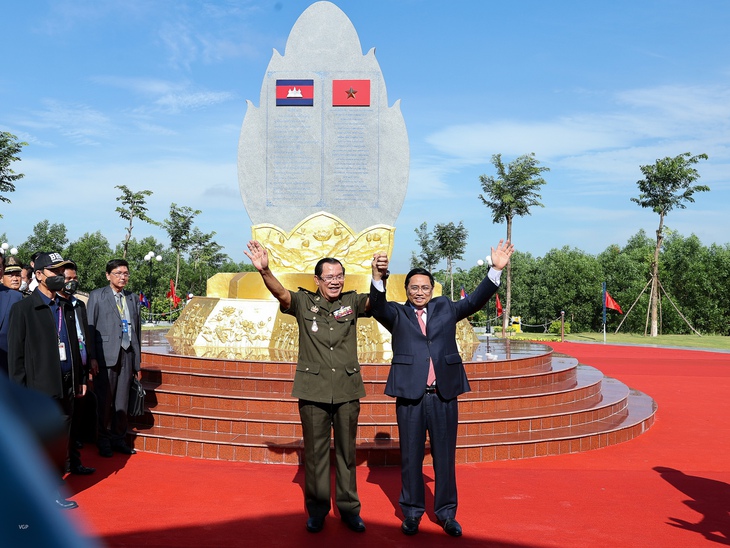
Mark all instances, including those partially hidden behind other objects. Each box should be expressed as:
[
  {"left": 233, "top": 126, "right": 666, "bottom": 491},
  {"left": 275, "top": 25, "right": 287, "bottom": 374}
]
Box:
[
  {"left": 186, "top": 227, "right": 227, "bottom": 295},
  {"left": 17, "top": 220, "right": 69, "bottom": 263},
  {"left": 115, "top": 185, "right": 159, "bottom": 259},
  {"left": 162, "top": 203, "right": 201, "bottom": 291},
  {"left": 660, "top": 233, "right": 717, "bottom": 334},
  {"left": 536, "top": 247, "right": 602, "bottom": 332},
  {"left": 410, "top": 222, "right": 441, "bottom": 271},
  {"left": 433, "top": 221, "right": 468, "bottom": 300},
  {"left": 594, "top": 231, "right": 655, "bottom": 333},
  {"left": 507, "top": 250, "right": 539, "bottom": 329},
  {"left": 115, "top": 236, "right": 171, "bottom": 302},
  {"left": 478, "top": 153, "right": 549, "bottom": 335},
  {"left": 630, "top": 152, "right": 709, "bottom": 336},
  {"left": 66, "top": 231, "right": 113, "bottom": 292},
  {"left": 0, "top": 131, "right": 27, "bottom": 215}
]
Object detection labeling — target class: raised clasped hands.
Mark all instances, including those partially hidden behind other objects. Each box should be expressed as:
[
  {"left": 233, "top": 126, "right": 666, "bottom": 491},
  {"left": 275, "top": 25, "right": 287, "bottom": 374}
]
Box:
[
  {"left": 490, "top": 239, "right": 515, "bottom": 270},
  {"left": 371, "top": 252, "right": 389, "bottom": 280}
]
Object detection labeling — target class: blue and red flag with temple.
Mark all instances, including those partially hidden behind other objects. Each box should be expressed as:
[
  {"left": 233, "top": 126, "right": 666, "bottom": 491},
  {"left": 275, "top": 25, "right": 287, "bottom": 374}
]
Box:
[{"left": 276, "top": 79, "right": 314, "bottom": 106}]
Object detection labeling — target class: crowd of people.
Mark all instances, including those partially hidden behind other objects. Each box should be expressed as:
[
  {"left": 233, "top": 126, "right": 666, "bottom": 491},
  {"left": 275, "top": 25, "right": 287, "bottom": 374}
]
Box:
[
  {"left": 0, "top": 251, "right": 141, "bottom": 511},
  {"left": 1, "top": 239, "right": 514, "bottom": 537}
]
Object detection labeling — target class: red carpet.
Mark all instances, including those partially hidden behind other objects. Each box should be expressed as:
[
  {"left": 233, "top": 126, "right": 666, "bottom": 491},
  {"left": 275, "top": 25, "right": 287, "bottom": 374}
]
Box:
[{"left": 64, "top": 342, "right": 730, "bottom": 547}]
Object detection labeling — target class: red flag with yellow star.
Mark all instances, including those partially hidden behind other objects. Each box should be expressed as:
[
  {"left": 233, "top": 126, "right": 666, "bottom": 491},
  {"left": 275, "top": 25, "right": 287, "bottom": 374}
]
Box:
[{"left": 332, "top": 80, "right": 370, "bottom": 106}]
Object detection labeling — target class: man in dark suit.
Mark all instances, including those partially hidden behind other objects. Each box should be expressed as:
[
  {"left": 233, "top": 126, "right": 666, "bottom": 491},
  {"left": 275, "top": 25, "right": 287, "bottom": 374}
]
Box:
[
  {"left": 57, "top": 261, "right": 96, "bottom": 474},
  {"left": 369, "top": 240, "right": 514, "bottom": 537},
  {"left": 87, "top": 259, "right": 141, "bottom": 458},
  {"left": 7, "top": 251, "right": 88, "bottom": 509},
  {"left": 0, "top": 253, "right": 23, "bottom": 374}
]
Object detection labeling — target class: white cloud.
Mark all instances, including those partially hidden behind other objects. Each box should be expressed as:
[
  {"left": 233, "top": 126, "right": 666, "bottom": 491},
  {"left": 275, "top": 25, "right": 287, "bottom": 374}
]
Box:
[
  {"left": 153, "top": 91, "right": 236, "bottom": 114},
  {"left": 20, "top": 100, "right": 111, "bottom": 146}
]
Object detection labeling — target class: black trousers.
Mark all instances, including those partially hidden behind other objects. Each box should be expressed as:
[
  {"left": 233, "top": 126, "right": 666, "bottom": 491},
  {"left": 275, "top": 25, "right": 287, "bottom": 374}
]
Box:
[
  {"left": 57, "top": 371, "right": 77, "bottom": 475},
  {"left": 396, "top": 392, "right": 459, "bottom": 521},
  {"left": 298, "top": 399, "right": 361, "bottom": 518}
]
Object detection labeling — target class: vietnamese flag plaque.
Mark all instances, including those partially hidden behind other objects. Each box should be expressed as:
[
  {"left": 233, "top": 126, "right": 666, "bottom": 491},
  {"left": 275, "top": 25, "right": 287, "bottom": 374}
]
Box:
[
  {"left": 276, "top": 79, "right": 314, "bottom": 106},
  {"left": 332, "top": 80, "right": 370, "bottom": 106}
]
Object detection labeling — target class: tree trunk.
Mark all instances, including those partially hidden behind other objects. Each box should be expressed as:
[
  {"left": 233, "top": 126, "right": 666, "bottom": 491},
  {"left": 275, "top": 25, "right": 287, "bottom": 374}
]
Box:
[
  {"left": 175, "top": 251, "right": 181, "bottom": 294},
  {"left": 448, "top": 256, "right": 454, "bottom": 300},
  {"left": 503, "top": 217, "right": 513, "bottom": 337},
  {"left": 650, "top": 213, "right": 664, "bottom": 337}
]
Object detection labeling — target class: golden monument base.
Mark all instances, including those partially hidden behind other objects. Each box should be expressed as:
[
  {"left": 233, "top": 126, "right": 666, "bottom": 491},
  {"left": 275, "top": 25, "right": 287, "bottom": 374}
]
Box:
[{"left": 165, "top": 212, "right": 478, "bottom": 362}]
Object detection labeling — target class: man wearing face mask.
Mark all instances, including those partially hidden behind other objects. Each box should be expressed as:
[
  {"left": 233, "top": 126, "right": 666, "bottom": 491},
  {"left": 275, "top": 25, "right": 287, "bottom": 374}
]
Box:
[
  {"left": 7, "top": 252, "right": 88, "bottom": 509},
  {"left": 57, "top": 261, "right": 96, "bottom": 476},
  {"left": 20, "top": 266, "right": 33, "bottom": 296}
]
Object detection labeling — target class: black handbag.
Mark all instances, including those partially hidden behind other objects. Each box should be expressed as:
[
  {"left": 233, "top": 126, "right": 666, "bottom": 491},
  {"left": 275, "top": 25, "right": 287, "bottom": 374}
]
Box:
[{"left": 128, "top": 376, "right": 146, "bottom": 417}]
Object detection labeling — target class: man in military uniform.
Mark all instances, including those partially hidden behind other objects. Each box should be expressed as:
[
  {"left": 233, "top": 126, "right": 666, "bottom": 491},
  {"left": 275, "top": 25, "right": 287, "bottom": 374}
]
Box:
[{"left": 245, "top": 240, "right": 384, "bottom": 534}]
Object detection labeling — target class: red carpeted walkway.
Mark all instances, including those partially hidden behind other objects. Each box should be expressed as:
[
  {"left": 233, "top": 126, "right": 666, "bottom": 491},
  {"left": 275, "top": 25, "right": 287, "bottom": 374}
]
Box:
[{"left": 65, "top": 342, "right": 730, "bottom": 547}]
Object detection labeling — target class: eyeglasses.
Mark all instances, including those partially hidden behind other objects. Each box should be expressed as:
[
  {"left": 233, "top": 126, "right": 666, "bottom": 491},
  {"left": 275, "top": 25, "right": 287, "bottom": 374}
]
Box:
[
  {"left": 318, "top": 274, "right": 345, "bottom": 283},
  {"left": 110, "top": 271, "right": 130, "bottom": 278},
  {"left": 408, "top": 285, "right": 433, "bottom": 294}
]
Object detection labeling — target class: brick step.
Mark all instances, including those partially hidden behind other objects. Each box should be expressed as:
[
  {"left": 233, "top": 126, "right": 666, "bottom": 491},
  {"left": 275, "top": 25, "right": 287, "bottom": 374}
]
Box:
[
  {"left": 132, "top": 375, "right": 627, "bottom": 441},
  {"left": 141, "top": 355, "right": 580, "bottom": 399},
  {"left": 130, "top": 389, "right": 654, "bottom": 466},
  {"left": 134, "top": 337, "right": 657, "bottom": 466},
  {"left": 141, "top": 365, "right": 602, "bottom": 416},
  {"left": 141, "top": 340, "right": 555, "bottom": 379}
]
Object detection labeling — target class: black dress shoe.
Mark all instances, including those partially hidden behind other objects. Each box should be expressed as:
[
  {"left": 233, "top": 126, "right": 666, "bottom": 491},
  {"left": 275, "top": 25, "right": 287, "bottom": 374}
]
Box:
[
  {"left": 441, "top": 517, "right": 462, "bottom": 537},
  {"left": 70, "top": 464, "right": 96, "bottom": 475},
  {"left": 306, "top": 516, "right": 325, "bottom": 533},
  {"left": 111, "top": 443, "right": 136, "bottom": 455},
  {"left": 401, "top": 516, "right": 420, "bottom": 535},
  {"left": 98, "top": 445, "right": 113, "bottom": 458},
  {"left": 341, "top": 513, "right": 366, "bottom": 532},
  {"left": 55, "top": 497, "right": 78, "bottom": 510}
]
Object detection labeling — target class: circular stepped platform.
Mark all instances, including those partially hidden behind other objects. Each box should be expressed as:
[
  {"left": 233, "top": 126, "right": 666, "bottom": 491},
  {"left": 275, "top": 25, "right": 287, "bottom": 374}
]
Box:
[{"left": 130, "top": 336, "right": 656, "bottom": 465}]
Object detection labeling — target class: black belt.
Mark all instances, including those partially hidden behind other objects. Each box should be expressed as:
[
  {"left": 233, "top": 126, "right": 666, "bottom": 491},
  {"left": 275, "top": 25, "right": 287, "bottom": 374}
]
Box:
[{"left": 424, "top": 386, "right": 437, "bottom": 394}]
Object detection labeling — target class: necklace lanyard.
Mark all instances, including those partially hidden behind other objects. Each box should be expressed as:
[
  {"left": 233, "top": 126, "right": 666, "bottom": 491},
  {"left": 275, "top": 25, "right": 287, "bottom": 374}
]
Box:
[{"left": 56, "top": 302, "right": 63, "bottom": 339}]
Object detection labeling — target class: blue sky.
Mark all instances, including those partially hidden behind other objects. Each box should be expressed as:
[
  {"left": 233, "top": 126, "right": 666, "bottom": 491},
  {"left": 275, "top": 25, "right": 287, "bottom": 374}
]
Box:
[{"left": 2, "top": 0, "right": 729, "bottom": 274}]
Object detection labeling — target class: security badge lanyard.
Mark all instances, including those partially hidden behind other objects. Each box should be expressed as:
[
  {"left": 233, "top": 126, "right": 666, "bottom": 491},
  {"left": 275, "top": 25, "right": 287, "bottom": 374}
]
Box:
[
  {"left": 56, "top": 304, "right": 67, "bottom": 361},
  {"left": 117, "top": 295, "right": 129, "bottom": 334}
]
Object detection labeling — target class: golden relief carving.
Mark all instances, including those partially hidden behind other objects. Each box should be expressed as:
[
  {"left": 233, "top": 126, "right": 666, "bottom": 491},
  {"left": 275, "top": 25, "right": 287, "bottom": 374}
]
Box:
[
  {"left": 456, "top": 319, "right": 480, "bottom": 361},
  {"left": 252, "top": 211, "right": 395, "bottom": 275},
  {"left": 166, "top": 299, "right": 217, "bottom": 345},
  {"left": 165, "top": 212, "right": 482, "bottom": 364}
]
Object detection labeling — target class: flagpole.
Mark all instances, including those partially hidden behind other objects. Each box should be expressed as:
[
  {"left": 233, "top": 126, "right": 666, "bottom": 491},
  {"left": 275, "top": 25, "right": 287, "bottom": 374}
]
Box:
[{"left": 602, "top": 282, "right": 607, "bottom": 343}]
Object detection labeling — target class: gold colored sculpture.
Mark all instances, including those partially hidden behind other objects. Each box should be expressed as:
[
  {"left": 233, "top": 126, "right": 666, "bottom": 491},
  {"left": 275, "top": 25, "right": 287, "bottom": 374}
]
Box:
[{"left": 166, "top": 212, "right": 478, "bottom": 362}]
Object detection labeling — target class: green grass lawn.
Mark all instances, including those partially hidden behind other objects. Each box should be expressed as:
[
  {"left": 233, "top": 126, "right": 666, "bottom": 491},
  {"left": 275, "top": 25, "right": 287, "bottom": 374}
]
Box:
[{"left": 513, "top": 331, "right": 730, "bottom": 351}]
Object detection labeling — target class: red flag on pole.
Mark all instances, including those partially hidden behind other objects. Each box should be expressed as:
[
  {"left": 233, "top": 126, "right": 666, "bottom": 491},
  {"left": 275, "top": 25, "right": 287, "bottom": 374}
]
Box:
[
  {"left": 496, "top": 294, "right": 503, "bottom": 317},
  {"left": 166, "top": 279, "right": 182, "bottom": 308},
  {"left": 605, "top": 291, "right": 623, "bottom": 314}
]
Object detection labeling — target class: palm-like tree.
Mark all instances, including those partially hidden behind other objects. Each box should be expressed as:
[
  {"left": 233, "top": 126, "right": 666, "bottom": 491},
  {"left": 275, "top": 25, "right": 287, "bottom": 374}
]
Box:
[
  {"left": 479, "top": 153, "right": 549, "bottom": 335},
  {"left": 631, "top": 152, "right": 709, "bottom": 337}
]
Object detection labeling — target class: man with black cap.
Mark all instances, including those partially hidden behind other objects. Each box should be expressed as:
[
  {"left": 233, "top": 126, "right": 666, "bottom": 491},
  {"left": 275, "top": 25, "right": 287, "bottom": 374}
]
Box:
[{"left": 7, "top": 252, "right": 89, "bottom": 509}]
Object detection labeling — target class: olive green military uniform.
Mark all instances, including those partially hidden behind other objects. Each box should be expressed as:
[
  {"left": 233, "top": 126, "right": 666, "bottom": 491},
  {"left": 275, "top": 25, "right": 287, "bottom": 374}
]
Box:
[{"left": 284, "top": 288, "right": 368, "bottom": 520}]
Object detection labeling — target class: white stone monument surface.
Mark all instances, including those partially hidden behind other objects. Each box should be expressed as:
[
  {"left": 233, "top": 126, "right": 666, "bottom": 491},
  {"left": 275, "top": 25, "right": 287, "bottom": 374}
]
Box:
[{"left": 238, "top": 1, "right": 409, "bottom": 232}]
